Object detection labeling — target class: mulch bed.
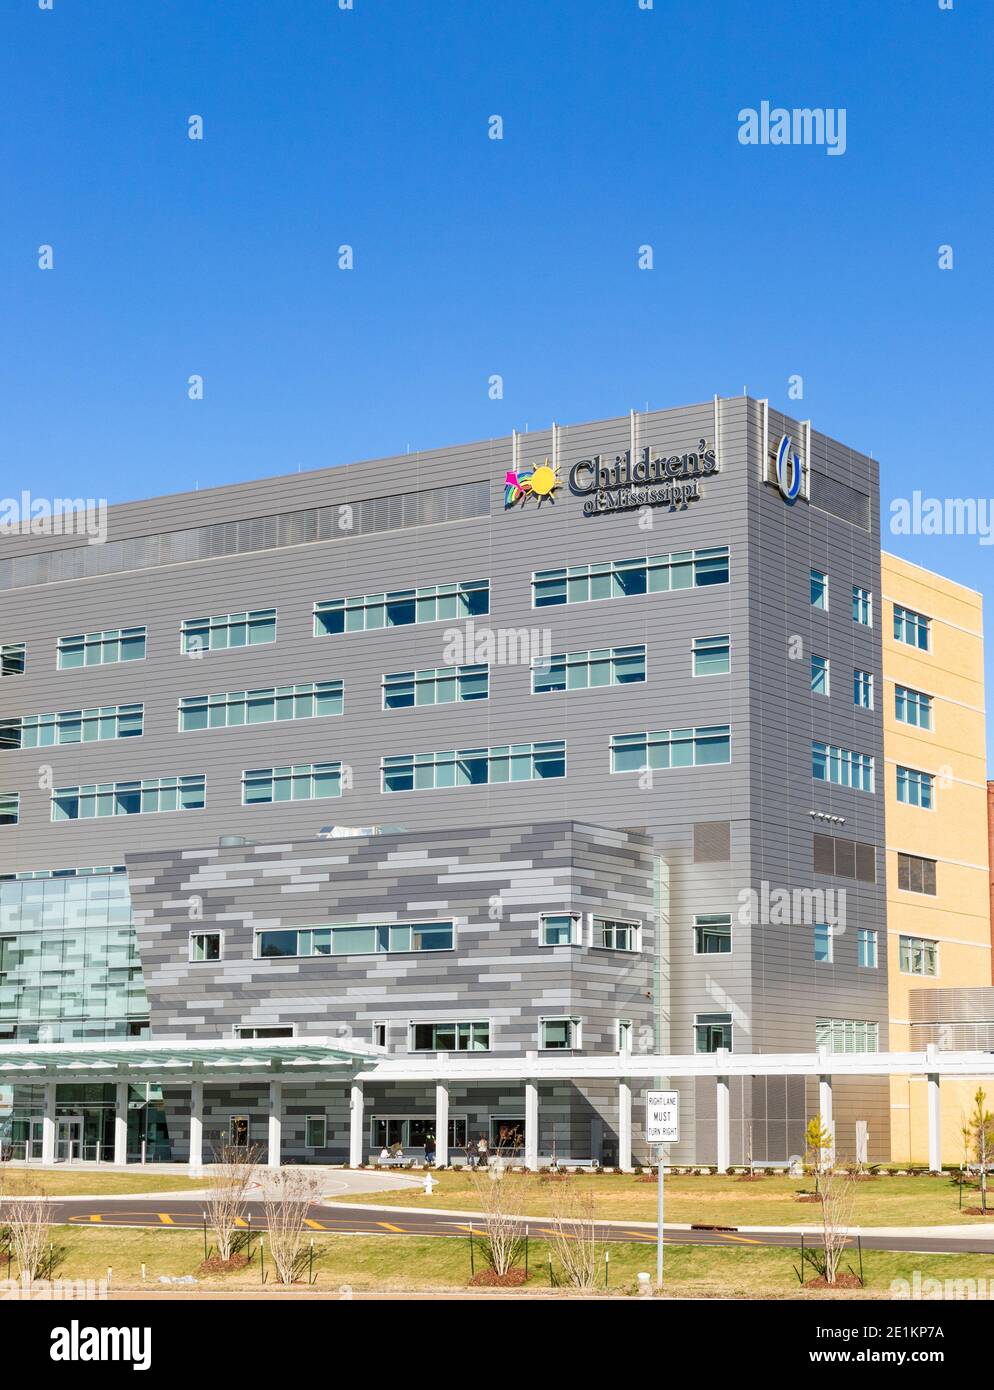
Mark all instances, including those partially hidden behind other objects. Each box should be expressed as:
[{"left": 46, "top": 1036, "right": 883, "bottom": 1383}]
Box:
[
  {"left": 795, "top": 1194, "right": 822, "bottom": 1203},
  {"left": 198, "top": 1254, "right": 249, "bottom": 1275},
  {"left": 735, "top": 1174, "right": 768, "bottom": 1182},
  {"left": 539, "top": 1174, "right": 571, "bottom": 1183},
  {"left": 962, "top": 1208, "right": 994, "bottom": 1217},
  {"left": 468, "top": 1267, "right": 528, "bottom": 1287},
  {"left": 805, "top": 1274, "right": 864, "bottom": 1289}
]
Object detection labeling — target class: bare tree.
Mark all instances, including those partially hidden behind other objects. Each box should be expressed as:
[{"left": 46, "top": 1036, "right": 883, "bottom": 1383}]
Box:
[
  {"left": 204, "top": 1141, "right": 260, "bottom": 1263},
  {"left": 818, "top": 1167, "right": 857, "bottom": 1285},
  {"left": 5, "top": 1194, "right": 54, "bottom": 1284},
  {"left": 262, "top": 1167, "right": 321, "bottom": 1284},
  {"left": 465, "top": 1154, "right": 531, "bottom": 1278},
  {"left": 548, "top": 1180, "right": 599, "bottom": 1289}
]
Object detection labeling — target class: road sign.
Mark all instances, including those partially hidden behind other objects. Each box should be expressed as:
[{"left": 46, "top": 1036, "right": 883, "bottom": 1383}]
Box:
[{"left": 645, "top": 1090, "right": 679, "bottom": 1144}]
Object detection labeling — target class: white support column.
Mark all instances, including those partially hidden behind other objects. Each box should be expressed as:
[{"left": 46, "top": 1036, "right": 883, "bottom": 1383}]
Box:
[
  {"left": 618, "top": 1078, "right": 632, "bottom": 1172},
  {"left": 435, "top": 1077, "right": 449, "bottom": 1167},
  {"left": 927, "top": 1044, "right": 941, "bottom": 1174},
  {"left": 716, "top": 1070, "right": 731, "bottom": 1173},
  {"left": 42, "top": 1082, "right": 56, "bottom": 1165},
  {"left": 267, "top": 1079, "right": 283, "bottom": 1167},
  {"left": 189, "top": 1080, "right": 204, "bottom": 1171},
  {"left": 114, "top": 1081, "right": 129, "bottom": 1166},
  {"left": 349, "top": 1080, "right": 364, "bottom": 1167},
  {"left": 818, "top": 1062, "right": 834, "bottom": 1166},
  {"left": 524, "top": 1078, "right": 539, "bottom": 1171}
]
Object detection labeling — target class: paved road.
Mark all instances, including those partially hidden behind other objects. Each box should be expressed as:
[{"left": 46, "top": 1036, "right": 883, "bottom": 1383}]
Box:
[{"left": 46, "top": 1197, "right": 994, "bottom": 1254}]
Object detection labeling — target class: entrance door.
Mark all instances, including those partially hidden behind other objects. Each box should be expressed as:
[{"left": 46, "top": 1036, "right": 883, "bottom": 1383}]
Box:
[
  {"left": 26, "top": 1118, "right": 44, "bottom": 1160},
  {"left": 229, "top": 1115, "right": 250, "bottom": 1149},
  {"left": 56, "top": 1116, "right": 83, "bottom": 1162}
]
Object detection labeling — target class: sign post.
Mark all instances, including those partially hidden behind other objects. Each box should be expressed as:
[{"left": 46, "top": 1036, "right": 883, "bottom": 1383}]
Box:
[{"left": 644, "top": 1089, "right": 679, "bottom": 1290}]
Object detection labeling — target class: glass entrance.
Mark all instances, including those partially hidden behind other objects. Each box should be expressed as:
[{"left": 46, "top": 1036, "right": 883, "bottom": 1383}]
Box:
[{"left": 56, "top": 1115, "right": 83, "bottom": 1162}]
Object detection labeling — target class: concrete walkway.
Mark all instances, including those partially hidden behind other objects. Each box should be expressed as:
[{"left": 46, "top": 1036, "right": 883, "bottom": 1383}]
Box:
[{"left": 2, "top": 1162, "right": 421, "bottom": 1203}]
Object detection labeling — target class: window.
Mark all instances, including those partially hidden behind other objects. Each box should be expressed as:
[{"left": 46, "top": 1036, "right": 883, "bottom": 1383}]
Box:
[
  {"left": 692, "top": 635, "right": 730, "bottom": 677},
  {"left": 540, "top": 914, "right": 581, "bottom": 946},
  {"left": 57, "top": 628, "right": 145, "bottom": 668},
  {"left": 189, "top": 932, "right": 222, "bottom": 962},
  {"left": 540, "top": 1017, "right": 580, "bottom": 1050},
  {"left": 371, "top": 1116, "right": 469, "bottom": 1150},
  {"left": 896, "top": 765, "right": 933, "bottom": 809},
  {"left": 255, "top": 922, "right": 454, "bottom": 959},
  {"left": 899, "top": 935, "right": 939, "bottom": 977},
  {"left": 51, "top": 775, "right": 206, "bottom": 821},
  {"left": 382, "top": 741, "right": 565, "bottom": 792},
  {"left": 0, "top": 644, "right": 25, "bottom": 677},
  {"left": 242, "top": 762, "right": 342, "bottom": 804},
  {"left": 592, "top": 917, "right": 640, "bottom": 951},
  {"left": 616, "top": 1020, "right": 633, "bottom": 1054},
  {"left": 810, "top": 569, "right": 829, "bottom": 610},
  {"left": 0, "top": 703, "right": 144, "bottom": 749},
  {"left": 893, "top": 604, "right": 930, "bottom": 650},
  {"left": 852, "top": 586, "right": 872, "bottom": 626},
  {"left": 814, "top": 922, "right": 833, "bottom": 963},
  {"left": 853, "top": 669, "right": 873, "bottom": 709},
  {"left": 611, "top": 725, "right": 730, "bottom": 772},
  {"left": 314, "top": 579, "right": 488, "bottom": 635},
  {"left": 0, "top": 793, "right": 18, "bottom": 826},
  {"left": 532, "top": 645, "right": 646, "bottom": 694},
  {"left": 181, "top": 609, "right": 275, "bottom": 654},
  {"left": 812, "top": 833, "right": 876, "bottom": 884},
  {"left": 179, "top": 681, "right": 343, "bottom": 730},
  {"left": 897, "top": 852, "right": 936, "bottom": 896},
  {"left": 812, "top": 741, "right": 875, "bottom": 792},
  {"left": 410, "top": 1021, "right": 490, "bottom": 1052},
  {"left": 816, "top": 1018, "right": 879, "bottom": 1053},
  {"left": 857, "top": 928, "right": 878, "bottom": 969},
  {"left": 305, "top": 1116, "right": 327, "bottom": 1148},
  {"left": 694, "top": 913, "right": 732, "bottom": 955},
  {"left": 532, "top": 546, "right": 729, "bottom": 607},
  {"left": 895, "top": 685, "right": 932, "bottom": 730},
  {"left": 235, "top": 1026, "right": 294, "bottom": 1039},
  {"left": 372, "top": 1022, "right": 387, "bottom": 1048},
  {"left": 695, "top": 1013, "right": 732, "bottom": 1053},
  {"left": 382, "top": 665, "right": 488, "bottom": 709},
  {"left": 811, "top": 655, "right": 830, "bottom": 697}
]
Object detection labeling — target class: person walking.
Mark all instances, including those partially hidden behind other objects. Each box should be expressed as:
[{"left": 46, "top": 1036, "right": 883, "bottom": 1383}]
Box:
[{"left": 476, "top": 1134, "right": 489, "bottom": 1168}]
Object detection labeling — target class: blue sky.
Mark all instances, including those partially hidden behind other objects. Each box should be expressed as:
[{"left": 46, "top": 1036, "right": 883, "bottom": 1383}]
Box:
[{"left": 3, "top": 1, "right": 993, "bottom": 761}]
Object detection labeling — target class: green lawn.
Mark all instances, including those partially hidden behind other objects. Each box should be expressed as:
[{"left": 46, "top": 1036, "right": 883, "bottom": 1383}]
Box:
[
  {"left": 7, "top": 1226, "right": 994, "bottom": 1297},
  {"left": 0, "top": 1171, "right": 207, "bottom": 1197},
  {"left": 335, "top": 1171, "right": 993, "bottom": 1228}
]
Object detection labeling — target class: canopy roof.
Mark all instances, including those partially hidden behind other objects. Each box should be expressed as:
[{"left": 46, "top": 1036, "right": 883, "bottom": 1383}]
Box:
[{"left": 0, "top": 1036, "right": 381, "bottom": 1078}]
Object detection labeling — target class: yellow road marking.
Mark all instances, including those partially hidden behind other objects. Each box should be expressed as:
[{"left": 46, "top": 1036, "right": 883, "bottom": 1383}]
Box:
[
  {"left": 377, "top": 1221, "right": 406, "bottom": 1233},
  {"left": 157, "top": 1213, "right": 174, "bottom": 1225},
  {"left": 233, "top": 1217, "right": 249, "bottom": 1228},
  {"left": 303, "top": 1219, "right": 326, "bottom": 1231},
  {"left": 716, "top": 1232, "right": 763, "bottom": 1245},
  {"left": 88, "top": 1214, "right": 102, "bottom": 1223},
  {"left": 535, "top": 1227, "right": 574, "bottom": 1239},
  {"left": 449, "top": 1224, "right": 477, "bottom": 1234},
  {"left": 623, "top": 1229, "right": 655, "bottom": 1239}
]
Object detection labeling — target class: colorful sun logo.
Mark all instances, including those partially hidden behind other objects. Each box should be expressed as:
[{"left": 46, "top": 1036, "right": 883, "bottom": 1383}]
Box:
[{"left": 504, "top": 458, "right": 561, "bottom": 509}]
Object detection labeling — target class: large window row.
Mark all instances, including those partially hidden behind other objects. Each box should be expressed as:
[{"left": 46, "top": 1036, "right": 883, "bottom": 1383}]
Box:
[
  {"left": 893, "top": 604, "right": 930, "bottom": 650},
  {"left": 895, "top": 684, "right": 932, "bottom": 729},
  {"left": 811, "top": 741, "right": 875, "bottom": 792},
  {"left": 181, "top": 609, "right": 276, "bottom": 653},
  {"left": 51, "top": 776, "right": 206, "bottom": 821},
  {"left": 896, "top": 765, "right": 933, "bottom": 809},
  {"left": 383, "top": 665, "right": 488, "bottom": 709},
  {"left": 0, "top": 703, "right": 143, "bottom": 749},
  {"left": 532, "top": 645, "right": 645, "bottom": 694},
  {"left": 382, "top": 741, "right": 565, "bottom": 792},
  {"left": 255, "top": 921, "right": 453, "bottom": 958},
  {"left": 242, "top": 762, "right": 342, "bottom": 805},
  {"left": 533, "top": 546, "right": 728, "bottom": 607},
  {"left": 179, "top": 681, "right": 343, "bottom": 731},
  {"left": 611, "top": 725, "right": 731, "bottom": 773},
  {"left": 315, "top": 579, "right": 489, "bottom": 635},
  {"left": 58, "top": 628, "right": 146, "bottom": 668}
]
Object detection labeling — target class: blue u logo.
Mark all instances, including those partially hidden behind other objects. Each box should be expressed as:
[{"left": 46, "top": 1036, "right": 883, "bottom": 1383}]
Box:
[{"left": 775, "top": 433, "right": 802, "bottom": 500}]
